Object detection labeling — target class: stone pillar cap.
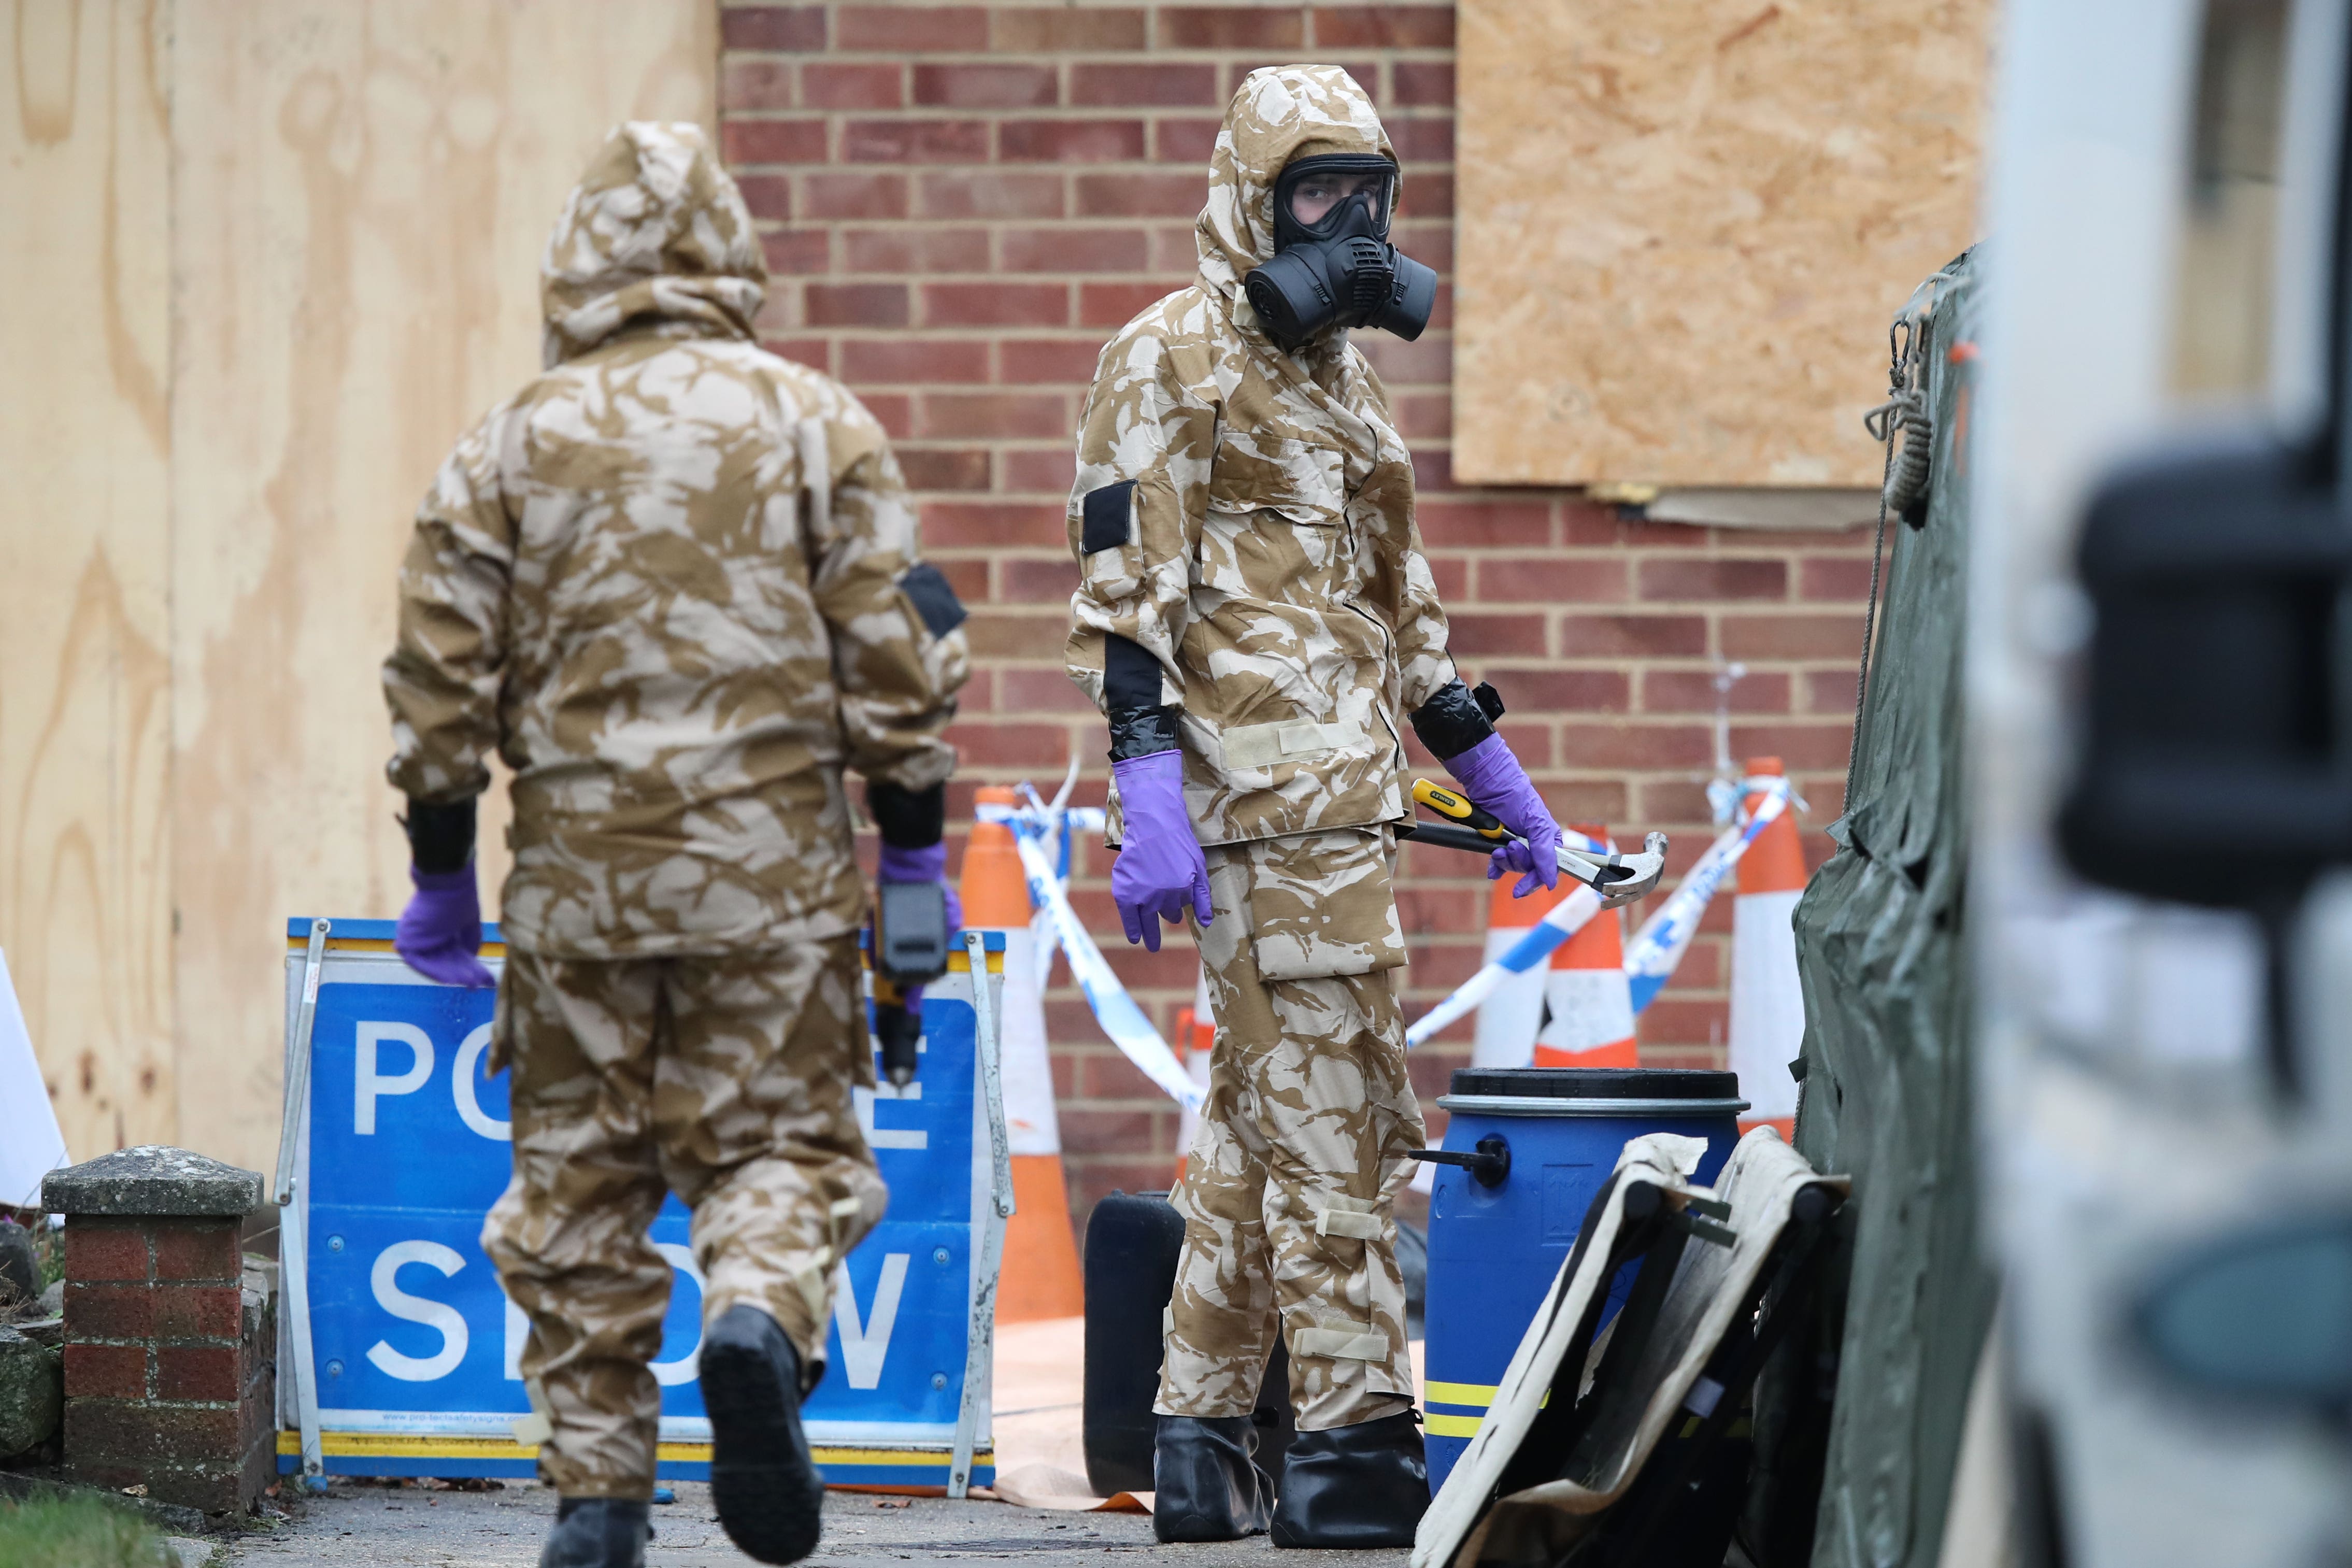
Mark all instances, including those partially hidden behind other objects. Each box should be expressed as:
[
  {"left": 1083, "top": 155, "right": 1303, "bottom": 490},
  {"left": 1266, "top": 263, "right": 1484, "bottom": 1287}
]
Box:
[{"left": 41, "top": 1146, "right": 263, "bottom": 1218}]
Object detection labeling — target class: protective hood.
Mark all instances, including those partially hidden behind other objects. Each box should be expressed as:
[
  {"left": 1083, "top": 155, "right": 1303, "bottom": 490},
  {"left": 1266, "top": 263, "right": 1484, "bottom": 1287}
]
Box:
[
  {"left": 540, "top": 122, "right": 768, "bottom": 368},
  {"left": 1195, "top": 65, "right": 1397, "bottom": 304}
]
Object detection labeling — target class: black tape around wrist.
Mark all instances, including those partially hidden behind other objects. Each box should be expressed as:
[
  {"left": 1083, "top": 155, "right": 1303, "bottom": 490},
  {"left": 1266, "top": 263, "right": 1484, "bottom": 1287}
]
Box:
[
  {"left": 1409, "top": 679, "right": 1500, "bottom": 762},
  {"left": 867, "top": 780, "right": 947, "bottom": 849},
  {"left": 1108, "top": 705, "right": 1182, "bottom": 762},
  {"left": 403, "top": 796, "right": 478, "bottom": 875}
]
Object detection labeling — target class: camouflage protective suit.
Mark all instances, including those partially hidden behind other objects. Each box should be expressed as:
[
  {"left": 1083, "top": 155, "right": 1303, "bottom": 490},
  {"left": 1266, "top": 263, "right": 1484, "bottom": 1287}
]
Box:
[
  {"left": 1064, "top": 68, "right": 1453, "bottom": 1432},
  {"left": 382, "top": 122, "right": 968, "bottom": 1498}
]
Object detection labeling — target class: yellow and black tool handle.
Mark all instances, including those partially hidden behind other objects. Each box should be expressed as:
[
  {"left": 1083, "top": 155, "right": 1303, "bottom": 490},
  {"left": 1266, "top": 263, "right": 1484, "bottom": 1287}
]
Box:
[
  {"left": 1407, "top": 776, "right": 1671, "bottom": 906},
  {"left": 1411, "top": 778, "right": 1512, "bottom": 840}
]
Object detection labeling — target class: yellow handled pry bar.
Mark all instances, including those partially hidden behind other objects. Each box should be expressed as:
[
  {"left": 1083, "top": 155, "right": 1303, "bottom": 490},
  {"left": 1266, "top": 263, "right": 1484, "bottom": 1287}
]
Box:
[{"left": 1407, "top": 778, "right": 1670, "bottom": 908}]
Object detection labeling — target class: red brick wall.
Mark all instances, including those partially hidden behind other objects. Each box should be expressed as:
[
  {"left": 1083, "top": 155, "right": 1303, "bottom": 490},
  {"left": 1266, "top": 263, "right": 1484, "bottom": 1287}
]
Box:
[
  {"left": 61, "top": 1216, "right": 275, "bottom": 1513},
  {"left": 718, "top": 1, "right": 1870, "bottom": 1219}
]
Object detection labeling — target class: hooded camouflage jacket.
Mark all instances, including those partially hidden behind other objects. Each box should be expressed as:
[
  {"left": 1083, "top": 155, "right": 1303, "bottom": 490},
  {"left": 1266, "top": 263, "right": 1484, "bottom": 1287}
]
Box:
[
  {"left": 383, "top": 123, "right": 967, "bottom": 959},
  {"left": 1064, "top": 67, "right": 1459, "bottom": 848}
]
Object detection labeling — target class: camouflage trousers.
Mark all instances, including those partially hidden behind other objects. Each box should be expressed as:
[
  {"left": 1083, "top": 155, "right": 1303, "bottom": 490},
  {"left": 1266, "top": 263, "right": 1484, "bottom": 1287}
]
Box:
[
  {"left": 483, "top": 935, "right": 886, "bottom": 1498},
  {"left": 1156, "top": 829, "right": 1426, "bottom": 1432}
]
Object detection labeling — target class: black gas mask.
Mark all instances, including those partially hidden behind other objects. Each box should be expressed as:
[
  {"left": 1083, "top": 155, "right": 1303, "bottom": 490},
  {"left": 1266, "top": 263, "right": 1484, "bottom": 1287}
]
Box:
[{"left": 1244, "top": 154, "right": 1437, "bottom": 351}]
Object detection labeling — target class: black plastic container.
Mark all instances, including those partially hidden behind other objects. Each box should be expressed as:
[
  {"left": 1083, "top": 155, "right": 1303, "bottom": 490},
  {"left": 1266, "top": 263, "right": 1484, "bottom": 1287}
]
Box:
[{"left": 1080, "top": 1190, "right": 1298, "bottom": 1495}]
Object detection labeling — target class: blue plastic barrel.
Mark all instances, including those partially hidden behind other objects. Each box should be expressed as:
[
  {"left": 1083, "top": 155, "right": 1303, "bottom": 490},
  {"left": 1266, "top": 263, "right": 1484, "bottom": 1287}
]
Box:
[{"left": 1420, "top": 1067, "right": 1746, "bottom": 1491}]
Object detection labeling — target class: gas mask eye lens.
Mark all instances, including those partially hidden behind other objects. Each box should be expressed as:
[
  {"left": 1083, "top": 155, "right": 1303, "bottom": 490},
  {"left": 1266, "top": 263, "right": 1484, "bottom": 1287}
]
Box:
[
  {"left": 1291, "top": 178, "right": 1343, "bottom": 225},
  {"left": 1288, "top": 170, "right": 1387, "bottom": 230}
]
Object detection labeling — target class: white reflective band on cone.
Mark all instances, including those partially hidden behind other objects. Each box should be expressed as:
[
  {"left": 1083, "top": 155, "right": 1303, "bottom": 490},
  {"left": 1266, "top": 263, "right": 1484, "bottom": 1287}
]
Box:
[
  {"left": 1534, "top": 967, "right": 1637, "bottom": 1059},
  {"left": 1729, "top": 889, "right": 1805, "bottom": 1122},
  {"left": 1469, "top": 880, "right": 1568, "bottom": 1071},
  {"left": 1723, "top": 767, "right": 1808, "bottom": 1125}
]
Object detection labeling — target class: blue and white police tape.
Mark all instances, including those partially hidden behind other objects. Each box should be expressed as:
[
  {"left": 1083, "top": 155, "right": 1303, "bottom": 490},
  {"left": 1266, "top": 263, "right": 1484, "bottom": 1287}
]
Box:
[
  {"left": 1404, "top": 782, "right": 1794, "bottom": 1044},
  {"left": 974, "top": 797, "right": 1205, "bottom": 1115},
  {"left": 1402, "top": 828, "right": 1609, "bottom": 1049},
  {"left": 1016, "top": 782, "right": 1102, "bottom": 996},
  {"left": 1622, "top": 777, "right": 1791, "bottom": 1011}
]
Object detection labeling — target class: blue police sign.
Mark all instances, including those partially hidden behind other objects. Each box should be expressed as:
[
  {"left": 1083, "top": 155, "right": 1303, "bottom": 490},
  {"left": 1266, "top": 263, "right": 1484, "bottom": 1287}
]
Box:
[{"left": 276, "top": 919, "right": 1002, "bottom": 1486}]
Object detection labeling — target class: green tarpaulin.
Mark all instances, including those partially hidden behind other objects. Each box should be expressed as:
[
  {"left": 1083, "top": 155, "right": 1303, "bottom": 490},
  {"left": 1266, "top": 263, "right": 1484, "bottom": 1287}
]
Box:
[{"left": 1749, "top": 247, "right": 1998, "bottom": 1568}]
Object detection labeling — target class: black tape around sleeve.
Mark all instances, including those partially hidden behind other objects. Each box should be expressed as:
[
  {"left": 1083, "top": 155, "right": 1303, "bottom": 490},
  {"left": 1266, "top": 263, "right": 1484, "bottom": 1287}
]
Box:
[
  {"left": 1081, "top": 480, "right": 1137, "bottom": 554},
  {"left": 867, "top": 780, "right": 947, "bottom": 849},
  {"left": 1104, "top": 634, "right": 1179, "bottom": 759},
  {"left": 1108, "top": 705, "right": 1182, "bottom": 761},
  {"left": 403, "top": 796, "right": 478, "bottom": 875},
  {"left": 1408, "top": 679, "right": 1498, "bottom": 762},
  {"left": 899, "top": 562, "right": 967, "bottom": 638}
]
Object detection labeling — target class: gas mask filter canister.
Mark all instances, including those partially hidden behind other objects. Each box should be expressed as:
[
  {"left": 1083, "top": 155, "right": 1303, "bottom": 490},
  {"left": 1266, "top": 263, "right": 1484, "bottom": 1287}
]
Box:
[{"left": 1244, "top": 154, "right": 1438, "bottom": 351}]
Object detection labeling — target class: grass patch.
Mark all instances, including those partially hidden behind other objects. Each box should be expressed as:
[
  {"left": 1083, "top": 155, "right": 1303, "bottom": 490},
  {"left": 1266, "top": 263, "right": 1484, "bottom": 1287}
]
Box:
[{"left": 0, "top": 1492, "right": 175, "bottom": 1567}]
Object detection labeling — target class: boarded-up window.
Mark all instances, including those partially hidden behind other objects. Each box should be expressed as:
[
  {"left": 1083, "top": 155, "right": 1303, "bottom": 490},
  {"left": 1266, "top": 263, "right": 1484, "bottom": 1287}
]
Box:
[{"left": 1453, "top": 0, "right": 1996, "bottom": 487}]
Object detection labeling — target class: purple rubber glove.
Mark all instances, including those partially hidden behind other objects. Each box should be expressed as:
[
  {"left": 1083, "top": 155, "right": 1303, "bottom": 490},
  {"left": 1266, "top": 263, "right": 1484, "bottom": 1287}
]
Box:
[
  {"left": 1444, "top": 733, "right": 1563, "bottom": 899},
  {"left": 394, "top": 864, "right": 495, "bottom": 988},
  {"left": 1110, "top": 750, "right": 1213, "bottom": 952},
  {"left": 876, "top": 841, "right": 962, "bottom": 1011}
]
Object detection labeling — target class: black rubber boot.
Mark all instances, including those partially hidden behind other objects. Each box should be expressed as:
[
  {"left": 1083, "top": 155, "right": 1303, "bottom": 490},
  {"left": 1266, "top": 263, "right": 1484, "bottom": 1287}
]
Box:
[
  {"left": 1268, "top": 1410, "right": 1429, "bottom": 1548},
  {"left": 701, "top": 1305, "right": 826, "bottom": 1564},
  {"left": 1152, "top": 1414, "right": 1275, "bottom": 1543},
  {"left": 538, "top": 1497, "right": 650, "bottom": 1567}
]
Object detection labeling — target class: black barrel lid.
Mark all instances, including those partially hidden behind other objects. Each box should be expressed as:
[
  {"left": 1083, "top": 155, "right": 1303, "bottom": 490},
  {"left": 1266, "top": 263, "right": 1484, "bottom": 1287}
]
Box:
[{"left": 1447, "top": 1066, "right": 1740, "bottom": 1100}]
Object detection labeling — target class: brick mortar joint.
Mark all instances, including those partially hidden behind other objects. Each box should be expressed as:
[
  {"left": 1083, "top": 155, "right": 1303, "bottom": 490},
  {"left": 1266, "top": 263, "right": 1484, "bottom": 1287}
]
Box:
[{"left": 67, "top": 1336, "right": 245, "bottom": 1348}]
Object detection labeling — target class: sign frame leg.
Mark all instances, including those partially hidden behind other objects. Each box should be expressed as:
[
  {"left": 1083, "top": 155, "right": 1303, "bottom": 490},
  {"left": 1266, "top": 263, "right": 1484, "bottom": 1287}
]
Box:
[{"left": 949, "top": 932, "right": 1014, "bottom": 1499}]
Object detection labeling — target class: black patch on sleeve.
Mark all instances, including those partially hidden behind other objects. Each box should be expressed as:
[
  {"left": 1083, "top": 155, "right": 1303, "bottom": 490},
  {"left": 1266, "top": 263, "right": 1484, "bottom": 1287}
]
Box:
[
  {"left": 1472, "top": 681, "right": 1506, "bottom": 722},
  {"left": 899, "top": 562, "right": 967, "bottom": 638},
  {"left": 1081, "top": 480, "right": 1138, "bottom": 554}
]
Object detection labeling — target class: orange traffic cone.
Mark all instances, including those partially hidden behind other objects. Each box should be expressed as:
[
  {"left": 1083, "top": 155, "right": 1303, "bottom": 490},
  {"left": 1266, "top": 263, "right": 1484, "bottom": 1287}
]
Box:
[
  {"left": 1471, "top": 878, "right": 1572, "bottom": 1068},
  {"left": 1172, "top": 967, "right": 1216, "bottom": 1181},
  {"left": 1532, "top": 823, "right": 1638, "bottom": 1068},
  {"left": 964, "top": 786, "right": 1085, "bottom": 1321},
  {"left": 1728, "top": 759, "right": 1808, "bottom": 1136}
]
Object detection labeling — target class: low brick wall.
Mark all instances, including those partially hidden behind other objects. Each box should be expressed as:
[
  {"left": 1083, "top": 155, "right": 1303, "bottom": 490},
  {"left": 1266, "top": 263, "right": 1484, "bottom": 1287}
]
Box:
[{"left": 45, "top": 1147, "right": 273, "bottom": 1514}]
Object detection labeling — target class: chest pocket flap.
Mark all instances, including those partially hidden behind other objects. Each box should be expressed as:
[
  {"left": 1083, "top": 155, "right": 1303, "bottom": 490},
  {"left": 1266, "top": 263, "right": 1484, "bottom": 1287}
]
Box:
[{"left": 1208, "top": 432, "right": 1345, "bottom": 526}]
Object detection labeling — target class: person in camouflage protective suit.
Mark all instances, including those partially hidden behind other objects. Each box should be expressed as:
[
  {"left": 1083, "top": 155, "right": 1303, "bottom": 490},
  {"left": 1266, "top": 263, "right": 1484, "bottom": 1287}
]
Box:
[
  {"left": 1064, "top": 68, "right": 1565, "bottom": 1549},
  {"left": 382, "top": 122, "right": 968, "bottom": 1568}
]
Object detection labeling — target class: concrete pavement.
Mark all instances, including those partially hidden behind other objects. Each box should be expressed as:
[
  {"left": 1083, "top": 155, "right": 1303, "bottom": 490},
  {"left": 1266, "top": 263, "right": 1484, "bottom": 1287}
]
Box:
[{"left": 217, "top": 1482, "right": 1412, "bottom": 1568}]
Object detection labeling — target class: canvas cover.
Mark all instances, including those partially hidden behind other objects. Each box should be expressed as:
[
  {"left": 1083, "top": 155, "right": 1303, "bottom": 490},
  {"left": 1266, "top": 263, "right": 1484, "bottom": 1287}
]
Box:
[
  {"left": 1748, "top": 247, "right": 1998, "bottom": 1568},
  {"left": 1415, "top": 1129, "right": 1846, "bottom": 1568}
]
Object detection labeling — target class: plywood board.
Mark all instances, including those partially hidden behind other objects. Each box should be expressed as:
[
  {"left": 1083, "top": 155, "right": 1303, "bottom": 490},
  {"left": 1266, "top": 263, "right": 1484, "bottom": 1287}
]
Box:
[
  {"left": 1454, "top": 0, "right": 1994, "bottom": 487},
  {"left": 0, "top": 0, "right": 178, "bottom": 1161},
  {"left": 168, "top": 0, "right": 715, "bottom": 1172}
]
